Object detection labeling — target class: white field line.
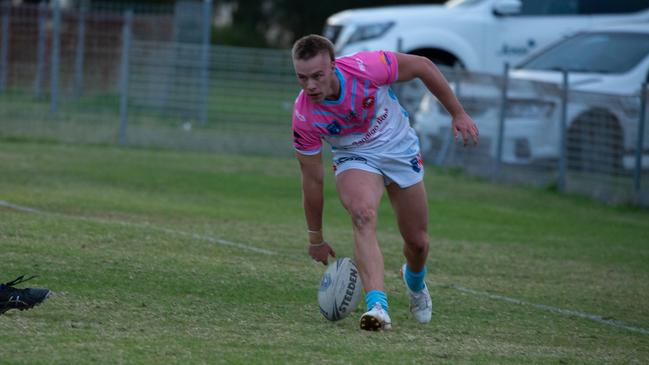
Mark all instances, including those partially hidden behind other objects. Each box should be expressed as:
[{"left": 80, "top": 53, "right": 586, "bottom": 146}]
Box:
[
  {"left": 451, "top": 285, "right": 649, "bottom": 336},
  {"left": 0, "top": 200, "right": 276, "bottom": 256},
  {"left": 2, "top": 199, "right": 648, "bottom": 336}
]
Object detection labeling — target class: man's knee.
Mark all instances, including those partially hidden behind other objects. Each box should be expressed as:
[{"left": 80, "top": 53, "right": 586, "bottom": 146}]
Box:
[
  {"left": 405, "top": 232, "right": 429, "bottom": 254},
  {"left": 348, "top": 205, "right": 377, "bottom": 231}
]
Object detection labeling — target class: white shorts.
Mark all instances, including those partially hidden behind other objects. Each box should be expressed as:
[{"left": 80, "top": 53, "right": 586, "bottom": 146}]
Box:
[{"left": 332, "top": 129, "right": 424, "bottom": 188}]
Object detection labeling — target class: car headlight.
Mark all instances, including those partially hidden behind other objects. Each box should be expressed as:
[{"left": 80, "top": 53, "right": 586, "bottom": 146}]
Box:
[
  {"left": 347, "top": 22, "right": 395, "bottom": 44},
  {"left": 506, "top": 99, "right": 555, "bottom": 119}
]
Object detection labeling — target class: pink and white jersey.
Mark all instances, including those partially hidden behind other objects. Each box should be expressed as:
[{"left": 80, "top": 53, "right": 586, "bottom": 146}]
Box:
[{"left": 292, "top": 51, "right": 412, "bottom": 155}]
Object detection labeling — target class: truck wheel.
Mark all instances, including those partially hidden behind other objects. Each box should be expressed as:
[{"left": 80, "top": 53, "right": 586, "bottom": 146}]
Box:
[{"left": 566, "top": 108, "right": 623, "bottom": 175}]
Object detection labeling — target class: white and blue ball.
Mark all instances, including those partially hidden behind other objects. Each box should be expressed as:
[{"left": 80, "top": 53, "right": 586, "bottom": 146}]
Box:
[{"left": 317, "top": 257, "right": 363, "bottom": 321}]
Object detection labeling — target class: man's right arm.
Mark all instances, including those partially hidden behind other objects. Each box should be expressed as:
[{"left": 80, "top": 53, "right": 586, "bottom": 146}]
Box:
[
  {"left": 296, "top": 151, "right": 336, "bottom": 264},
  {"left": 296, "top": 152, "right": 324, "bottom": 241}
]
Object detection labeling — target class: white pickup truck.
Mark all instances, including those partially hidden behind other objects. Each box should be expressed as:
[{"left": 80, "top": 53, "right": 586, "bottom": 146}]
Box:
[
  {"left": 323, "top": 0, "right": 649, "bottom": 169},
  {"left": 323, "top": 0, "right": 649, "bottom": 74}
]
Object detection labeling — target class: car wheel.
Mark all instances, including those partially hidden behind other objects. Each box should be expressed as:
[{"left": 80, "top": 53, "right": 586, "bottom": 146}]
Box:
[{"left": 566, "top": 108, "right": 623, "bottom": 175}]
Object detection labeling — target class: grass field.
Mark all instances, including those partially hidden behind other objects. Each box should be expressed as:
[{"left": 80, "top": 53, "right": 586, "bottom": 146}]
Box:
[{"left": 1, "top": 140, "right": 648, "bottom": 364}]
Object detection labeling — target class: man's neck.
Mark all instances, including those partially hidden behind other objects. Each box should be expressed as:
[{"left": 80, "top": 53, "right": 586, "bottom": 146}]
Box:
[{"left": 325, "top": 69, "right": 341, "bottom": 101}]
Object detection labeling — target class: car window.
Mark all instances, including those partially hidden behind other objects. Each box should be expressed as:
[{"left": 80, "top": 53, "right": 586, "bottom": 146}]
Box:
[
  {"left": 579, "top": 0, "right": 649, "bottom": 14},
  {"left": 519, "top": 32, "right": 649, "bottom": 74},
  {"left": 520, "top": 0, "right": 579, "bottom": 15}
]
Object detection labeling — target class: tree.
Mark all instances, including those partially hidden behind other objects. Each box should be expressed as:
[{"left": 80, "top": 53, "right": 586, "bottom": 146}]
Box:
[
  {"left": 213, "top": 0, "right": 272, "bottom": 47},
  {"left": 217, "top": 0, "right": 444, "bottom": 48}
]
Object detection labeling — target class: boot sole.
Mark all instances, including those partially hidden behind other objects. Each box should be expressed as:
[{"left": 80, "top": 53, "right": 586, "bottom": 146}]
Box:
[{"left": 360, "top": 313, "right": 391, "bottom": 331}]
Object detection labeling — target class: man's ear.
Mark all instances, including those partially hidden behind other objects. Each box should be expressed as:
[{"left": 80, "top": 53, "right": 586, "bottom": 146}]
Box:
[{"left": 331, "top": 59, "right": 336, "bottom": 71}]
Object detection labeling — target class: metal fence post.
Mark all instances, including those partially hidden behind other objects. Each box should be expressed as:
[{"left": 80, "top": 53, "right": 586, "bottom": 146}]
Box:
[
  {"left": 34, "top": 1, "right": 47, "bottom": 98},
  {"left": 0, "top": 4, "right": 9, "bottom": 92},
  {"left": 73, "top": 4, "right": 87, "bottom": 97},
  {"left": 119, "top": 10, "right": 133, "bottom": 146},
  {"left": 198, "top": 0, "right": 212, "bottom": 125},
  {"left": 494, "top": 63, "right": 509, "bottom": 179},
  {"left": 49, "top": 0, "right": 61, "bottom": 116},
  {"left": 634, "top": 83, "right": 647, "bottom": 196},
  {"left": 558, "top": 70, "right": 569, "bottom": 192}
]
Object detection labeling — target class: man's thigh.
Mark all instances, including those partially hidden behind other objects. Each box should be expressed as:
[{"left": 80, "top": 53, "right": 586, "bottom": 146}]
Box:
[
  {"left": 336, "top": 169, "right": 385, "bottom": 211},
  {"left": 386, "top": 181, "right": 429, "bottom": 237}
]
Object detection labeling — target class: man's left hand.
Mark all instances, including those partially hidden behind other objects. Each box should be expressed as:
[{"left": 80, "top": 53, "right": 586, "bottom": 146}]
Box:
[{"left": 452, "top": 112, "right": 479, "bottom": 146}]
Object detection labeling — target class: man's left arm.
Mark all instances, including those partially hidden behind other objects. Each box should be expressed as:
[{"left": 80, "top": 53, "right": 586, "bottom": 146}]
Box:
[{"left": 395, "top": 53, "right": 479, "bottom": 146}]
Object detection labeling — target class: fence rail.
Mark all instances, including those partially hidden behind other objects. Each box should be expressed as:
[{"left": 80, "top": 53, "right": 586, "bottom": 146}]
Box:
[
  {"left": 414, "top": 67, "right": 648, "bottom": 205},
  {"left": 0, "top": 1, "right": 647, "bottom": 206}
]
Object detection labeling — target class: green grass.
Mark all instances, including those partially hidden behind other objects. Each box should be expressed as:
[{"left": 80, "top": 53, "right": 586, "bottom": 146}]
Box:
[{"left": 1, "top": 140, "right": 648, "bottom": 364}]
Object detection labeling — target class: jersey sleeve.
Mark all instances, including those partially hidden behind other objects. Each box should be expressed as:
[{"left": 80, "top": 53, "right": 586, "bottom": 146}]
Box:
[
  {"left": 292, "top": 107, "right": 322, "bottom": 155},
  {"left": 356, "top": 50, "right": 399, "bottom": 86}
]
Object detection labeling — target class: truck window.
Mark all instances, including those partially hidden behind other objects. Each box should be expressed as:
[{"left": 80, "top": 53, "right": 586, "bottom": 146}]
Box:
[
  {"left": 579, "top": 0, "right": 649, "bottom": 14},
  {"left": 519, "top": 32, "right": 649, "bottom": 74},
  {"left": 520, "top": 0, "right": 579, "bottom": 15}
]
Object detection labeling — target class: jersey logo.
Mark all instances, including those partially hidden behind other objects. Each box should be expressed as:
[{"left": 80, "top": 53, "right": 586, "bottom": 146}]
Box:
[
  {"left": 295, "top": 110, "right": 306, "bottom": 122},
  {"left": 344, "top": 110, "right": 360, "bottom": 124},
  {"left": 380, "top": 52, "right": 391, "bottom": 66},
  {"left": 354, "top": 57, "right": 366, "bottom": 71},
  {"left": 326, "top": 121, "right": 342, "bottom": 135},
  {"left": 362, "top": 96, "right": 375, "bottom": 109},
  {"left": 410, "top": 154, "right": 423, "bottom": 173}
]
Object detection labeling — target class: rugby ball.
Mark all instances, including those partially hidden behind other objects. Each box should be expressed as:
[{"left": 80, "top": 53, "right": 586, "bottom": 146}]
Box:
[{"left": 317, "top": 257, "right": 363, "bottom": 321}]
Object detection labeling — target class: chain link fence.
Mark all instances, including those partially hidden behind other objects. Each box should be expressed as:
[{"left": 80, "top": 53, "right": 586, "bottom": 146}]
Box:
[
  {"left": 0, "top": 0, "right": 298, "bottom": 155},
  {"left": 413, "top": 67, "right": 648, "bottom": 205},
  {"left": 0, "top": 1, "right": 647, "bottom": 206}
]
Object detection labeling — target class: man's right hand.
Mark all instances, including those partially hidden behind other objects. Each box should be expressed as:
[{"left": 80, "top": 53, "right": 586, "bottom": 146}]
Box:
[{"left": 308, "top": 240, "right": 336, "bottom": 265}]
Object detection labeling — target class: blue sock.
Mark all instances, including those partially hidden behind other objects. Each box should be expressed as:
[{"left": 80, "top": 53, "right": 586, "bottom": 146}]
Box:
[
  {"left": 365, "top": 290, "right": 389, "bottom": 312},
  {"left": 405, "top": 265, "right": 427, "bottom": 292}
]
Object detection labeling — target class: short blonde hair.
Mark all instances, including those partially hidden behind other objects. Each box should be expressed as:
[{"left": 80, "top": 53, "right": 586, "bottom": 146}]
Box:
[{"left": 292, "top": 34, "right": 335, "bottom": 62}]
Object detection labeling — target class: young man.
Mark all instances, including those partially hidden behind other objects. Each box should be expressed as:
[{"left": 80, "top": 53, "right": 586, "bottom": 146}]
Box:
[
  {"left": 0, "top": 275, "right": 50, "bottom": 315},
  {"left": 291, "top": 35, "right": 478, "bottom": 331}
]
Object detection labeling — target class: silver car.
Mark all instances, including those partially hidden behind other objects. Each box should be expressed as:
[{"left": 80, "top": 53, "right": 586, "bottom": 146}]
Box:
[{"left": 413, "top": 23, "right": 649, "bottom": 173}]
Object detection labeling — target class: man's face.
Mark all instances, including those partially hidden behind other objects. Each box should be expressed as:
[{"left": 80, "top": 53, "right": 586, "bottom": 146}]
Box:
[{"left": 293, "top": 52, "right": 337, "bottom": 103}]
